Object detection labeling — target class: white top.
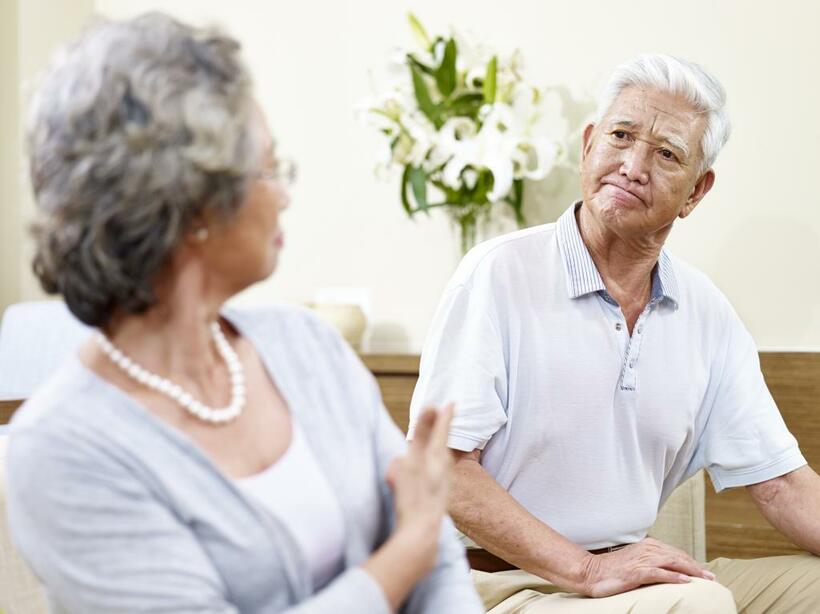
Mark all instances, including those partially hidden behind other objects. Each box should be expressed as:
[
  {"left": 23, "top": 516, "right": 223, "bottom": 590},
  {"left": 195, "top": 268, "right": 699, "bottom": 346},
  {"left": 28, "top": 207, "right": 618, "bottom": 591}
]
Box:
[
  {"left": 237, "top": 421, "right": 345, "bottom": 590},
  {"left": 409, "top": 203, "right": 806, "bottom": 550}
]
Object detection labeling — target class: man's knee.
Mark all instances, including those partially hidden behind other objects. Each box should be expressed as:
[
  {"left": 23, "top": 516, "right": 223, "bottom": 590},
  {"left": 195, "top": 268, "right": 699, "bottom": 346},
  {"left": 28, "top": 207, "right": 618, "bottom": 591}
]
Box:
[{"left": 670, "top": 579, "right": 736, "bottom": 614}]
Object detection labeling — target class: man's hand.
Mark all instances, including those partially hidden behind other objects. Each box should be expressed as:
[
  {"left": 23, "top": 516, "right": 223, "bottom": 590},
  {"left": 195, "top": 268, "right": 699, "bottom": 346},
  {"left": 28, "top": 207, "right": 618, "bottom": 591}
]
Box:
[{"left": 576, "top": 537, "right": 716, "bottom": 598}]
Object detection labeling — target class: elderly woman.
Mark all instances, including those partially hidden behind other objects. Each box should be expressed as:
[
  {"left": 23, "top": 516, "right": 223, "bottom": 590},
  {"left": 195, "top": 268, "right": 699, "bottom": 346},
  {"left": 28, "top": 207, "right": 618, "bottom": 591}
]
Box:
[{"left": 5, "top": 13, "right": 482, "bottom": 614}]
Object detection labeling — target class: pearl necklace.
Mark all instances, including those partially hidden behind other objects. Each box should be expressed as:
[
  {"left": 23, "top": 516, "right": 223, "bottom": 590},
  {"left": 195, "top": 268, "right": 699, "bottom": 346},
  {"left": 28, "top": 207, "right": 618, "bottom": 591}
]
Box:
[{"left": 93, "top": 322, "right": 246, "bottom": 424}]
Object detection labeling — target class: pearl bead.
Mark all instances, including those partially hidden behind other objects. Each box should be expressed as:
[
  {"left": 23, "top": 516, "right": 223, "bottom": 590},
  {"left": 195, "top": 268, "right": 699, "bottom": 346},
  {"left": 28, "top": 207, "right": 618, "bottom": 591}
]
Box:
[{"left": 93, "top": 323, "right": 246, "bottom": 424}]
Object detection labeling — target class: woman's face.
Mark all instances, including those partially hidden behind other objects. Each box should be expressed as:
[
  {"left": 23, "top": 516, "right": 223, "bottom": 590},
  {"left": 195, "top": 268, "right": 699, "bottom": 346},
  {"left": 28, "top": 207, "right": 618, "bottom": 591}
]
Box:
[{"left": 198, "top": 106, "right": 290, "bottom": 294}]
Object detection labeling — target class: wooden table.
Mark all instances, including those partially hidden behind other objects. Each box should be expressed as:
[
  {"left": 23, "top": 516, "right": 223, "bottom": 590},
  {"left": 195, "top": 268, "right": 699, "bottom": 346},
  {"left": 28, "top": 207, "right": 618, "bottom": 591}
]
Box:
[{"left": 0, "top": 400, "right": 20, "bottom": 425}]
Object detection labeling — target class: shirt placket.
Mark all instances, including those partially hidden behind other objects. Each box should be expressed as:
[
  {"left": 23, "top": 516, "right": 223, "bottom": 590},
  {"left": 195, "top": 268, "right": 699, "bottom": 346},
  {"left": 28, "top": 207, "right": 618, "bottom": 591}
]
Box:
[{"left": 619, "top": 298, "right": 660, "bottom": 391}]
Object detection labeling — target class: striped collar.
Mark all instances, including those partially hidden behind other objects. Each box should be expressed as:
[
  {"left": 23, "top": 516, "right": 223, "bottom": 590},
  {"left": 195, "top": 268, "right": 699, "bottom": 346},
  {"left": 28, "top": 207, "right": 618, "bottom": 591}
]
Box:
[{"left": 556, "top": 202, "right": 680, "bottom": 308}]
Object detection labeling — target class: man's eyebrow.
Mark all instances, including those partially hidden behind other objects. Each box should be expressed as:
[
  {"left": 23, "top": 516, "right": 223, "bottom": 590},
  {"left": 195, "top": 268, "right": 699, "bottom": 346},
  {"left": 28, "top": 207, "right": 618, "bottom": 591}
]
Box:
[
  {"left": 661, "top": 134, "right": 689, "bottom": 159},
  {"left": 607, "top": 118, "right": 638, "bottom": 129},
  {"left": 606, "top": 118, "right": 689, "bottom": 159}
]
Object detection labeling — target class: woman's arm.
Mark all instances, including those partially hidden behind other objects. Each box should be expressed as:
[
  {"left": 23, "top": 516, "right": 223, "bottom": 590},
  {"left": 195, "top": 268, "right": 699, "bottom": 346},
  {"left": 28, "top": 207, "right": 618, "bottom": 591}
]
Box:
[
  {"left": 371, "top": 397, "right": 483, "bottom": 613},
  {"left": 6, "top": 429, "right": 240, "bottom": 614},
  {"left": 6, "top": 423, "right": 423, "bottom": 614}
]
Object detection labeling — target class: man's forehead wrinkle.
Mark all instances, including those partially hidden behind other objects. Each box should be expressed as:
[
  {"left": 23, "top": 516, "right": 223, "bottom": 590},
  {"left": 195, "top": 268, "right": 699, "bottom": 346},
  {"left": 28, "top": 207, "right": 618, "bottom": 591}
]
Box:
[{"left": 648, "top": 102, "right": 676, "bottom": 117}]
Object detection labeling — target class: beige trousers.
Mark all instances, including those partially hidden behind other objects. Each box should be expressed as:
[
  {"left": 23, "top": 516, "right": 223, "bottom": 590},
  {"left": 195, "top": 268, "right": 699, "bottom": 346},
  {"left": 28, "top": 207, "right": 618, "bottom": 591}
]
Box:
[{"left": 473, "top": 554, "right": 820, "bottom": 613}]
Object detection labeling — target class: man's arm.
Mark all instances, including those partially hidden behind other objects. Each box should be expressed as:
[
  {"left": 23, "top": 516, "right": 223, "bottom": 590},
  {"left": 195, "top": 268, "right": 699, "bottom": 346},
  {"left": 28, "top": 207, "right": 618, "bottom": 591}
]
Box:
[
  {"left": 452, "top": 450, "right": 715, "bottom": 598},
  {"left": 747, "top": 465, "right": 820, "bottom": 554}
]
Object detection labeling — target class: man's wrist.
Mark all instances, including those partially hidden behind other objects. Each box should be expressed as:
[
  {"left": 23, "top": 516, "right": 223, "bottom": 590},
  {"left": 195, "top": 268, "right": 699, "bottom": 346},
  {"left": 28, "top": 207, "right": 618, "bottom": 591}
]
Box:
[{"left": 532, "top": 548, "right": 595, "bottom": 594}]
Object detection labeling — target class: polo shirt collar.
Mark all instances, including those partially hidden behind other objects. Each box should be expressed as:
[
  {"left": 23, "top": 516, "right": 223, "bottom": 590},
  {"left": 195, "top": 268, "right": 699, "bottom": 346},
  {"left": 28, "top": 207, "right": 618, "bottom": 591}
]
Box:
[{"left": 556, "top": 202, "right": 680, "bottom": 308}]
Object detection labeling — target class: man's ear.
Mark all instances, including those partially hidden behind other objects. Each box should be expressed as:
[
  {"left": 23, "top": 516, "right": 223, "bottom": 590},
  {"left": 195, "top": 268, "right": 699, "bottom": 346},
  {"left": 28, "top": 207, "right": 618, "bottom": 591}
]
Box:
[
  {"left": 580, "top": 123, "right": 596, "bottom": 165},
  {"left": 680, "top": 169, "right": 715, "bottom": 218}
]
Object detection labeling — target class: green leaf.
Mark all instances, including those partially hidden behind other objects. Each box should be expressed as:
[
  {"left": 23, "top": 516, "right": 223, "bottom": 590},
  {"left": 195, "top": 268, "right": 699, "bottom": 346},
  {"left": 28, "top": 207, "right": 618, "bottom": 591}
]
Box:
[
  {"left": 483, "top": 56, "right": 497, "bottom": 103},
  {"left": 446, "top": 92, "right": 485, "bottom": 119},
  {"left": 407, "top": 54, "right": 435, "bottom": 76},
  {"left": 400, "top": 166, "right": 413, "bottom": 216},
  {"left": 407, "top": 13, "right": 432, "bottom": 51},
  {"left": 409, "top": 63, "right": 441, "bottom": 127},
  {"left": 474, "top": 171, "right": 491, "bottom": 204},
  {"left": 408, "top": 166, "right": 429, "bottom": 212},
  {"left": 434, "top": 38, "right": 457, "bottom": 98},
  {"left": 505, "top": 178, "right": 526, "bottom": 226}
]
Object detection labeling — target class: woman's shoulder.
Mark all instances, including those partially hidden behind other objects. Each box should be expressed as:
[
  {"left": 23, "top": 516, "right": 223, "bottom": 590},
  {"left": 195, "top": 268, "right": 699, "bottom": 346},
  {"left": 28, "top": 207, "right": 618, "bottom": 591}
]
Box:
[
  {"left": 225, "top": 302, "right": 330, "bottom": 334},
  {"left": 6, "top": 359, "right": 138, "bottom": 493},
  {"left": 224, "top": 303, "right": 350, "bottom": 360},
  {"left": 10, "top": 357, "right": 103, "bottom": 435},
  {"left": 225, "top": 303, "right": 376, "bottom": 413}
]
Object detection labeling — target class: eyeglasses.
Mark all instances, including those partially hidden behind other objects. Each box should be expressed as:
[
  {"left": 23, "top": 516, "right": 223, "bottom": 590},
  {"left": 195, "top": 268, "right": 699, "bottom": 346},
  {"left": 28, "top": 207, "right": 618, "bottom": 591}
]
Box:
[{"left": 255, "top": 157, "right": 297, "bottom": 187}]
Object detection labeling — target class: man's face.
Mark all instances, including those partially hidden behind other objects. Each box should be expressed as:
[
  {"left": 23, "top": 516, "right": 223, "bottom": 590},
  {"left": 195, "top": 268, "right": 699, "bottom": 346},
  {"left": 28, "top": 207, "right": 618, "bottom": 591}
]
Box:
[{"left": 580, "top": 86, "right": 713, "bottom": 240}]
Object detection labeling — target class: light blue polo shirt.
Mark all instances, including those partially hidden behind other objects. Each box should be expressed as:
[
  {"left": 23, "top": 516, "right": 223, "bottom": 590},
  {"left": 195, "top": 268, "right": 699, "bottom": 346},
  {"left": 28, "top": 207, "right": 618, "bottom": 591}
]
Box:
[{"left": 410, "top": 202, "right": 806, "bottom": 550}]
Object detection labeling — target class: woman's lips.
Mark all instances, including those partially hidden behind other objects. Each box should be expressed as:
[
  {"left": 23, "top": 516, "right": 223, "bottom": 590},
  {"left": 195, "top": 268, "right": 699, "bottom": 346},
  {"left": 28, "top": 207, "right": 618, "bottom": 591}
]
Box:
[{"left": 274, "top": 233, "right": 284, "bottom": 248}]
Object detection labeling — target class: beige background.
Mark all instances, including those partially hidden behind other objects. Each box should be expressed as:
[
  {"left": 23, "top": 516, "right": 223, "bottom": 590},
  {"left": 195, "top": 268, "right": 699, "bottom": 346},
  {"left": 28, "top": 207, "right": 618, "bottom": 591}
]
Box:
[{"left": 2, "top": 0, "right": 819, "bottom": 351}]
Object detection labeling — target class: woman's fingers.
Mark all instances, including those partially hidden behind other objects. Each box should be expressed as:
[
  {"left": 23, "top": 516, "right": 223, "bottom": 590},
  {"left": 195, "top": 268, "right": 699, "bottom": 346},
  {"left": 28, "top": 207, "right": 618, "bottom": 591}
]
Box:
[
  {"left": 412, "top": 407, "right": 437, "bottom": 448},
  {"left": 385, "top": 458, "right": 402, "bottom": 492},
  {"left": 429, "top": 403, "right": 454, "bottom": 452}
]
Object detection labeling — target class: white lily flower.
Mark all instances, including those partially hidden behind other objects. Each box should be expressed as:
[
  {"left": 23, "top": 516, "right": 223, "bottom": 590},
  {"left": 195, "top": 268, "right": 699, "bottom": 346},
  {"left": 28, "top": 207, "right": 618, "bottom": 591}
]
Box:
[
  {"left": 359, "top": 15, "right": 572, "bottom": 240},
  {"left": 513, "top": 138, "right": 557, "bottom": 180},
  {"left": 435, "top": 116, "right": 478, "bottom": 186},
  {"left": 472, "top": 105, "right": 518, "bottom": 201},
  {"left": 441, "top": 159, "right": 465, "bottom": 190},
  {"left": 433, "top": 39, "right": 447, "bottom": 65},
  {"left": 402, "top": 113, "right": 436, "bottom": 167},
  {"left": 463, "top": 167, "right": 478, "bottom": 190}
]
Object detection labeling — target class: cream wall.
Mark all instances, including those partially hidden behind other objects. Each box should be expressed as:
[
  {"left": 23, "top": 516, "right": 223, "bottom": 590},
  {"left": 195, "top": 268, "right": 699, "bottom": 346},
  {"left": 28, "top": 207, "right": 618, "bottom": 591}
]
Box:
[
  {"left": 0, "top": 0, "right": 95, "bottom": 314},
  {"left": 9, "top": 0, "right": 820, "bottom": 351},
  {"left": 0, "top": 0, "right": 20, "bottom": 313}
]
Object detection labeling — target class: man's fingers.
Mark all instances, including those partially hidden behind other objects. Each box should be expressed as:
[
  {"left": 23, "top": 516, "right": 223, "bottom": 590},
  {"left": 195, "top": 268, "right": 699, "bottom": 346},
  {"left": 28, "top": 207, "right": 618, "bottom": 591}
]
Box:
[
  {"left": 655, "top": 555, "right": 710, "bottom": 580},
  {"left": 639, "top": 539, "right": 713, "bottom": 581},
  {"left": 639, "top": 567, "right": 693, "bottom": 586}
]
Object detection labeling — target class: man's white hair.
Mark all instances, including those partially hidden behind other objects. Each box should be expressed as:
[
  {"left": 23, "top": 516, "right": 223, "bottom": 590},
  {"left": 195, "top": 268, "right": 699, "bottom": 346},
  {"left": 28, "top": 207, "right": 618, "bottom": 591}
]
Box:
[{"left": 595, "top": 54, "right": 731, "bottom": 173}]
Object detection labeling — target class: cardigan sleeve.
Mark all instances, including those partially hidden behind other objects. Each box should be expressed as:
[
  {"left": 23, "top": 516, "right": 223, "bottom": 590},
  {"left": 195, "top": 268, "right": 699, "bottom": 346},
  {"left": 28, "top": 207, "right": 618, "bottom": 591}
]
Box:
[
  {"left": 6, "top": 427, "right": 239, "bottom": 614},
  {"left": 321, "top": 324, "right": 483, "bottom": 614}
]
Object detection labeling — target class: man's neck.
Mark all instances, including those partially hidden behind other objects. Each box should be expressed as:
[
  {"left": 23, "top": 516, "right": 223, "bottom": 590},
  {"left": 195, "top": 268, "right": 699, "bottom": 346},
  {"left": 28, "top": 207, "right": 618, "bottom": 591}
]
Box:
[{"left": 576, "top": 204, "right": 669, "bottom": 326}]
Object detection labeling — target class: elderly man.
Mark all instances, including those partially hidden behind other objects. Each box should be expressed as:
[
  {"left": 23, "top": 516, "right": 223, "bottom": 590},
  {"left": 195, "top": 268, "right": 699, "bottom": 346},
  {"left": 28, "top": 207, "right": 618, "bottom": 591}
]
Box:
[{"left": 409, "top": 54, "right": 820, "bottom": 613}]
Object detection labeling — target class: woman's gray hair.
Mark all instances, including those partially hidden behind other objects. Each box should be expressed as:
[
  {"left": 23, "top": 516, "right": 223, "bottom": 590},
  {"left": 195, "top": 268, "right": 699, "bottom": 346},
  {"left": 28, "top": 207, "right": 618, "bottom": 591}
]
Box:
[
  {"left": 29, "top": 12, "right": 255, "bottom": 327},
  {"left": 595, "top": 54, "right": 731, "bottom": 173}
]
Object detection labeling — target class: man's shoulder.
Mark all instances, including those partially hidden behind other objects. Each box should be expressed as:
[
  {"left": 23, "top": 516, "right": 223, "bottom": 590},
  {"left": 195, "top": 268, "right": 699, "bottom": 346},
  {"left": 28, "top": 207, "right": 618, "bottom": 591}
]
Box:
[
  {"left": 451, "top": 222, "right": 559, "bottom": 289},
  {"left": 665, "top": 253, "right": 735, "bottom": 316}
]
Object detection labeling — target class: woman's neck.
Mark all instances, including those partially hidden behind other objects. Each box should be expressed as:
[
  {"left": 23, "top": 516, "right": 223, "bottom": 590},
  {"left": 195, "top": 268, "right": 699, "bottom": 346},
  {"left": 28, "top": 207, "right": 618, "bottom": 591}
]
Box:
[{"left": 100, "top": 260, "right": 232, "bottom": 382}]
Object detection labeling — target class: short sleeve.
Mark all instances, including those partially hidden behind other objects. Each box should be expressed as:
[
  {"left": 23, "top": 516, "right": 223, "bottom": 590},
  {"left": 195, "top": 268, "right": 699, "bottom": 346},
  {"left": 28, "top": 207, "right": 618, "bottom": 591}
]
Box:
[
  {"left": 409, "top": 283, "right": 508, "bottom": 452},
  {"left": 695, "top": 308, "right": 806, "bottom": 492}
]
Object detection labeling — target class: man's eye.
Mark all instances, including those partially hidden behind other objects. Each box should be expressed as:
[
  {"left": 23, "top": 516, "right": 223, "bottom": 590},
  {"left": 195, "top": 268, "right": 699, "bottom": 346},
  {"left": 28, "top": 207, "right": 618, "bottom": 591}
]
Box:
[
  {"left": 613, "top": 130, "right": 627, "bottom": 139},
  {"left": 660, "top": 149, "right": 676, "bottom": 160}
]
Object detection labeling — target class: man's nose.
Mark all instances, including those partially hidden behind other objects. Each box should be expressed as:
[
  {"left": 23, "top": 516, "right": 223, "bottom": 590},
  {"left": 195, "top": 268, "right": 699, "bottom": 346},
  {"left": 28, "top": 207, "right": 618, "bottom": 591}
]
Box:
[{"left": 619, "top": 143, "right": 651, "bottom": 185}]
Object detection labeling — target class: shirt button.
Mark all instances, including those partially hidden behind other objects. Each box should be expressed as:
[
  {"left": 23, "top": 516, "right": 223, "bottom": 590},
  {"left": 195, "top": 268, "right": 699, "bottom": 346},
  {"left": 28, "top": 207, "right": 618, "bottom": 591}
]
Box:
[
  {"left": 615, "top": 323, "right": 622, "bottom": 331},
  {"left": 629, "top": 360, "right": 635, "bottom": 368},
  {"left": 637, "top": 326, "right": 643, "bottom": 334}
]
